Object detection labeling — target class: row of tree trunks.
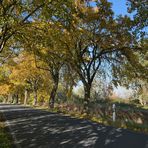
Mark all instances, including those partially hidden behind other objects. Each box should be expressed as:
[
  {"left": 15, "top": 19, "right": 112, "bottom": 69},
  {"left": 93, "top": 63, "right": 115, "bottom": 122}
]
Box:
[{"left": 5, "top": 94, "right": 19, "bottom": 104}]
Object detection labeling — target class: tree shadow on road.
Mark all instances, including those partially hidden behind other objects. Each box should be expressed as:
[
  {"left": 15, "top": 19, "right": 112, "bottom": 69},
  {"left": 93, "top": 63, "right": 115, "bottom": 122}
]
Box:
[{"left": 0, "top": 104, "right": 148, "bottom": 148}]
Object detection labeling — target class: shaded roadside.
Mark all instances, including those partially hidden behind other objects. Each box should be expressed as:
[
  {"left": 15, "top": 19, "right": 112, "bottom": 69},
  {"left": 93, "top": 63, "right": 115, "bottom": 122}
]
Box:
[{"left": 0, "top": 112, "right": 15, "bottom": 148}]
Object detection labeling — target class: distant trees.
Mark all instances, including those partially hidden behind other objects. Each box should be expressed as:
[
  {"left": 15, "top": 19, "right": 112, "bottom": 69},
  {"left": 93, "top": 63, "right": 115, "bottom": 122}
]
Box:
[{"left": 0, "top": 51, "right": 51, "bottom": 105}]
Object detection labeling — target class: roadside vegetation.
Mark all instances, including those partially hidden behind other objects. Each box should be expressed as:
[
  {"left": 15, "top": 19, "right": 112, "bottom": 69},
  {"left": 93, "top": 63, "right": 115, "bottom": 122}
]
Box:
[
  {"left": 33, "top": 98, "right": 148, "bottom": 134},
  {"left": 0, "top": 113, "right": 12, "bottom": 148}
]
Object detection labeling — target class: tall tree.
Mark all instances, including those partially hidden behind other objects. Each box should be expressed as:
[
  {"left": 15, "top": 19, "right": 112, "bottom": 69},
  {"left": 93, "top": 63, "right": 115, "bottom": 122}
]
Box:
[
  {"left": 20, "top": 21, "right": 67, "bottom": 109},
  {"left": 59, "top": 0, "right": 147, "bottom": 112}
]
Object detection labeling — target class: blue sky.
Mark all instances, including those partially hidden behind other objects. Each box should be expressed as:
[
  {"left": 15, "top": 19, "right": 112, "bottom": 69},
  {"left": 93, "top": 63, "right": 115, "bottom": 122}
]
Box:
[
  {"left": 108, "top": 0, "right": 128, "bottom": 15},
  {"left": 109, "top": 0, "right": 135, "bottom": 19},
  {"left": 90, "top": 0, "right": 134, "bottom": 18}
]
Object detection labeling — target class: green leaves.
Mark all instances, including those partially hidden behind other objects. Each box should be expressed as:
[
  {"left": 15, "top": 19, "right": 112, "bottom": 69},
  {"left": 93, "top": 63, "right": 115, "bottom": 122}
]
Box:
[{"left": 127, "top": 0, "right": 147, "bottom": 35}]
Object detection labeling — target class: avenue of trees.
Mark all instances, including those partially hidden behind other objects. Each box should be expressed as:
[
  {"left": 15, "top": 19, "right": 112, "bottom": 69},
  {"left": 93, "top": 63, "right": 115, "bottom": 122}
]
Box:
[{"left": 0, "top": 0, "right": 147, "bottom": 112}]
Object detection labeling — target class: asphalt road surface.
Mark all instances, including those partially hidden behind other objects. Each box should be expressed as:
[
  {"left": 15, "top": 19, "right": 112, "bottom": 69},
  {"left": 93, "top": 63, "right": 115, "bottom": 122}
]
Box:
[{"left": 0, "top": 104, "right": 148, "bottom": 148}]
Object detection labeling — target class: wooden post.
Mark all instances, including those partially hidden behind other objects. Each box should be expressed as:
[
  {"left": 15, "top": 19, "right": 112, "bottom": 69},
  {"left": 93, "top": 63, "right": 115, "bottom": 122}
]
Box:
[{"left": 112, "top": 104, "right": 116, "bottom": 122}]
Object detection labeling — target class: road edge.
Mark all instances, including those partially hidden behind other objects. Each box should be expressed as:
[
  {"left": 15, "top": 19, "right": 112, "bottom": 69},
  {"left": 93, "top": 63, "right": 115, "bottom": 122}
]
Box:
[{"left": 0, "top": 109, "right": 21, "bottom": 148}]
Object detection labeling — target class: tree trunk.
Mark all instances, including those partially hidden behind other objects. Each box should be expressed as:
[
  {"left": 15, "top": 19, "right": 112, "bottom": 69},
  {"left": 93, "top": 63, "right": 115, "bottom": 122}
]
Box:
[
  {"left": 8, "top": 94, "right": 13, "bottom": 103},
  {"left": 49, "top": 81, "right": 58, "bottom": 109},
  {"left": 33, "top": 89, "right": 37, "bottom": 106},
  {"left": 66, "top": 86, "right": 73, "bottom": 99},
  {"left": 49, "top": 70, "right": 59, "bottom": 109},
  {"left": 24, "top": 89, "right": 28, "bottom": 105},
  {"left": 3, "top": 96, "right": 8, "bottom": 103},
  {"left": 83, "top": 84, "right": 91, "bottom": 114},
  {"left": 11, "top": 95, "right": 14, "bottom": 104},
  {"left": 16, "top": 94, "right": 19, "bottom": 104}
]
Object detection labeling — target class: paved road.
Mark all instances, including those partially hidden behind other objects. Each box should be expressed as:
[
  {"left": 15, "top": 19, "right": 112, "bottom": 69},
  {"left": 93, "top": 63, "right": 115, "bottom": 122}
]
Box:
[{"left": 0, "top": 104, "right": 148, "bottom": 148}]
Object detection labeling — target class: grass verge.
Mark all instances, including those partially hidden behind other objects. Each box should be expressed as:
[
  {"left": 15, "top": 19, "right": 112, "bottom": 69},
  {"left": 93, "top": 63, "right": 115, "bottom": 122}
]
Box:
[
  {"left": 0, "top": 113, "right": 13, "bottom": 148},
  {"left": 33, "top": 104, "right": 148, "bottom": 134}
]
